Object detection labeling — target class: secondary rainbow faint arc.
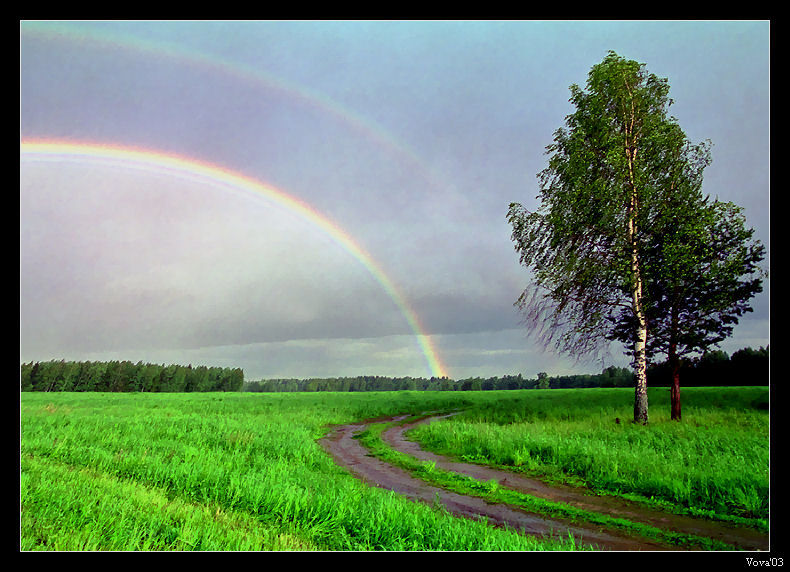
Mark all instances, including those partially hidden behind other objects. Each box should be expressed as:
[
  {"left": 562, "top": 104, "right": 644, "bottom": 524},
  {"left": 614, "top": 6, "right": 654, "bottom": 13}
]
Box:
[
  {"left": 20, "top": 139, "right": 449, "bottom": 379},
  {"left": 21, "top": 21, "right": 454, "bottom": 198}
]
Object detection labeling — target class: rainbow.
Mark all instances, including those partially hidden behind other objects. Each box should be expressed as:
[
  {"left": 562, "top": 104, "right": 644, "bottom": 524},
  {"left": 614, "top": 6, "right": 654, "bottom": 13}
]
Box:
[
  {"left": 20, "top": 21, "right": 454, "bottom": 197},
  {"left": 20, "top": 139, "right": 449, "bottom": 379}
]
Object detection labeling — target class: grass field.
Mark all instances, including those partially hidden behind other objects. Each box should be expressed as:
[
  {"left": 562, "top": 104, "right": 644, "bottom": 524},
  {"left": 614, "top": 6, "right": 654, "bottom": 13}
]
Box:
[
  {"left": 409, "top": 388, "right": 769, "bottom": 525},
  {"left": 19, "top": 387, "right": 768, "bottom": 551}
]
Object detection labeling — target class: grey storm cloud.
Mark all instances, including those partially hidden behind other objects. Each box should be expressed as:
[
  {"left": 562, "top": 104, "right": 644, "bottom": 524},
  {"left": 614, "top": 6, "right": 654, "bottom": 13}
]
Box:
[{"left": 21, "top": 20, "right": 769, "bottom": 379}]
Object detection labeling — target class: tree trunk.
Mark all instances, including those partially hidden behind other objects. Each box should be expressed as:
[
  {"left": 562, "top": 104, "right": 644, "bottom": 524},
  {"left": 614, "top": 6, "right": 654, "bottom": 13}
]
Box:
[
  {"left": 623, "top": 83, "right": 649, "bottom": 425},
  {"left": 633, "top": 311, "right": 649, "bottom": 424},
  {"left": 670, "top": 358, "right": 681, "bottom": 421},
  {"left": 669, "top": 302, "right": 681, "bottom": 421},
  {"left": 628, "top": 157, "right": 649, "bottom": 425}
]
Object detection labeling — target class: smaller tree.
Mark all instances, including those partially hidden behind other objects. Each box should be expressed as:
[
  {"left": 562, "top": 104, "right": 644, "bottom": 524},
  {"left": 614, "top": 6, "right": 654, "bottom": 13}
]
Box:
[{"left": 608, "top": 199, "right": 765, "bottom": 419}]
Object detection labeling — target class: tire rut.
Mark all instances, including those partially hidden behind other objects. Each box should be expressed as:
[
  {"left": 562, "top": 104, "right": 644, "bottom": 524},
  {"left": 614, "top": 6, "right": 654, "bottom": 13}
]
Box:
[
  {"left": 319, "top": 413, "right": 700, "bottom": 551},
  {"left": 383, "top": 413, "right": 768, "bottom": 552}
]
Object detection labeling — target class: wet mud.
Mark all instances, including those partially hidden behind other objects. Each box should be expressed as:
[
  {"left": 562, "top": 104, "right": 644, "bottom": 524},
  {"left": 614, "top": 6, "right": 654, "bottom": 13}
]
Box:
[{"left": 319, "top": 413, "right": 769, "bottom": 552}]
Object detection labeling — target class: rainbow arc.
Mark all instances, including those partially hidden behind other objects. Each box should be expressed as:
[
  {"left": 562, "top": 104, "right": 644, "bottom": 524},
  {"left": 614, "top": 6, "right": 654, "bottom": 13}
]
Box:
[{"left": 21, "top": 139, "right": 449, "bottom": 379}]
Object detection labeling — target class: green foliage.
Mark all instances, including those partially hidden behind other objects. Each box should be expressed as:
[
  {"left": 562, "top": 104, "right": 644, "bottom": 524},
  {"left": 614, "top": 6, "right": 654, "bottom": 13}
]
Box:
[
  {"left": 20, "top": 360, "right": 244, "bottom": 393},
  {"left": 608, "top": 199, "right": 766, "bottom": 364},
  {"left": 244, "top": 375, "right": 450, "bottom": 393},
  {"left": 508, "top": 51, "right": 689, "bottom": 359},
  {"left": 508, "top": 51, "right": 766, "bottom": 424},
  {"left": 20, "top": 345, "right": 767, "bottom": 396},
  {"left": 647, "top": 346, "right": 769, "bottom": 388},
  {"left": 243, "top": 347, "right": 766, "bottom": 393}
]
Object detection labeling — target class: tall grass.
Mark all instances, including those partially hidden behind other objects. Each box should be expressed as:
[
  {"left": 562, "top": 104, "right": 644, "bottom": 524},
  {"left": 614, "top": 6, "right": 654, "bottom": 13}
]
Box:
[
  {"left": 408, "top": 387, "right": 769, "bottom": 523},
  {"left": 21, "top": 391, "right": 576, "bottom": 551},
  {"left": 21, "top": 388, "right": 767, "bottom": 550}
]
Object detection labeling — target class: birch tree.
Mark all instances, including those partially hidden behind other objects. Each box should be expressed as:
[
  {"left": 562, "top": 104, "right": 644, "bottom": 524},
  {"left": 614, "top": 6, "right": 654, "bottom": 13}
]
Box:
[{"left": 508, "top": 51, "right": 696, "bottom": 424}]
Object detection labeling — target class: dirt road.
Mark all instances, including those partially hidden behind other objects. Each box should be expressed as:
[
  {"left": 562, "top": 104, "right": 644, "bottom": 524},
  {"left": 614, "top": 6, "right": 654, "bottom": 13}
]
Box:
[{"left": 319, "top": 413, "right": 769, "bottom": 552}]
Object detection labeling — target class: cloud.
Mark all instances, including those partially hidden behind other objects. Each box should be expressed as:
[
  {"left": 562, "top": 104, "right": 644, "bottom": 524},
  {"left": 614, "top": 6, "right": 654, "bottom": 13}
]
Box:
[
  {"left": 19, "top": 160, "right": 429, "bottom": 356},
  {"left": 20, "top": 21, "right": 769, "bottom": 379}
]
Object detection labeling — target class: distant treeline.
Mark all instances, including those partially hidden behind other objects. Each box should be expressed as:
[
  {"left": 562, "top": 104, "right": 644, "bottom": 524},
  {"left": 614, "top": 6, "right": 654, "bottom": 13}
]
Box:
[
  {"left": 243, "top": 346, "right": 769, "bottom": 393},
  {"left": 242, "top": 367, "right": 634, "bottom": 393},
  {"left": 647, "top": 346, "right": 769, "bottom": 388},
  {"left": 20, "top": 360, "right": 244, "bottom": 393},
  {"left": 19, "top": 346, "right": 767, "bottom": 393}
]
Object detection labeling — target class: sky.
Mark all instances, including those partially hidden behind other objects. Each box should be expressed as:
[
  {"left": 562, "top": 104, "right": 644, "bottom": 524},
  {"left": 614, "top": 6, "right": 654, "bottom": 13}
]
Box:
[{"left": 20, "top": 20, "right": 770, "bottom": 381}]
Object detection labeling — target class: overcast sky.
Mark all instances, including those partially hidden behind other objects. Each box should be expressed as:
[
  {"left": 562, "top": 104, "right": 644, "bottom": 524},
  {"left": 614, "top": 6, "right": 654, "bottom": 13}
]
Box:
[{"left": 20, "top": 20, "right": 770, "bottom": 381}]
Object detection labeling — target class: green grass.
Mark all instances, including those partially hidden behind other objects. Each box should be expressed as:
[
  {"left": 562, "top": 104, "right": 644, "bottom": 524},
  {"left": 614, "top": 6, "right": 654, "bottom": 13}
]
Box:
[
  {"left": 21, "top": 454, "right": 317, "bottom": 551},
  {"left": 20, "top": 387, "right": 768, "bottom": 550},
  {"left": 356, "top": 418, "right": 732, "bottom": 550},
  {"left": 407, "top": 387, "right": 769, "bottom": 526},
  {"left": 20, "top": 391, "right": 576, "bottom": 551}
]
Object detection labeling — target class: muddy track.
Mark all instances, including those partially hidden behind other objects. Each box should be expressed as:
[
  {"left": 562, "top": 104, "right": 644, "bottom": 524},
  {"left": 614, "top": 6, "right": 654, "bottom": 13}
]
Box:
[{"left": 319, "top": 413, "right": 769, "bottom": 552}]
